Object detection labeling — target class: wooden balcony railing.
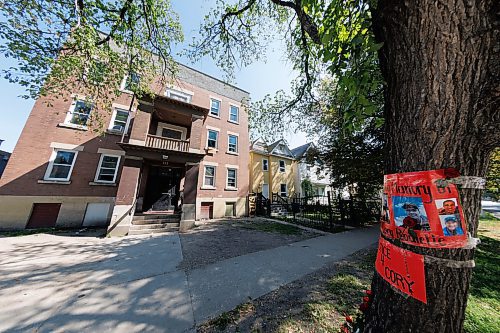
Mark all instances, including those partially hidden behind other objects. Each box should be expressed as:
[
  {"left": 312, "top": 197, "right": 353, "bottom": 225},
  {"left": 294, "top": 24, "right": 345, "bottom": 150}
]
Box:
[{"left": 145, "top": 135, "right": 190, "bottom": 152}]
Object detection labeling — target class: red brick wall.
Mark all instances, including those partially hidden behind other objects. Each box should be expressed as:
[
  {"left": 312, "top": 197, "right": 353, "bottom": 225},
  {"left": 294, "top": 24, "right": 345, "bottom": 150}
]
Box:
[
  {"left": 1, "top": 72, "right": 250, "bottom": 201},
  {"left": 0, "top": 92, "right": 132, "bottom": 197}
]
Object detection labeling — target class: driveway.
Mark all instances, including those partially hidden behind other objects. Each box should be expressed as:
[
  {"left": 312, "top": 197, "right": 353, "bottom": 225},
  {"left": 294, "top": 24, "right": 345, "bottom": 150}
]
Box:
[{"left": 0, "top": 223, "right": 379, "bottom": 332}]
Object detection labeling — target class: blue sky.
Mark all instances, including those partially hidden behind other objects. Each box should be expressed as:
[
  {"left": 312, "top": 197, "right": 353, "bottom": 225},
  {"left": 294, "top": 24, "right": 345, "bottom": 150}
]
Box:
[{"left": 0, "top": 0, "right": 307, "bottom": 153}]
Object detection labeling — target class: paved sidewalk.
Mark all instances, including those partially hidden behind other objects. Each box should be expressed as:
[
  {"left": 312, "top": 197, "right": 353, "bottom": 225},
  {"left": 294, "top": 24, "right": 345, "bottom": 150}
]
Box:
[{"left": 0, "top": 226, "right": 379, "bottom": 332}]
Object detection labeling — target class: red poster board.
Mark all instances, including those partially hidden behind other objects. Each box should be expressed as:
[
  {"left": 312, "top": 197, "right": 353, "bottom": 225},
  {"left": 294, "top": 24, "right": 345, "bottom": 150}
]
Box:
[
  {"left": 380, "top": 169, "right": 468, "bottom": 248},
  {"left": 376, "top": 237, "right": 427, "bottom": 303}
]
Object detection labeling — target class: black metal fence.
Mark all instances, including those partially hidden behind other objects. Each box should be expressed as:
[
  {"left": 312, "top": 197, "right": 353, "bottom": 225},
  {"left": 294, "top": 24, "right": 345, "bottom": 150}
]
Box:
[{"left": 252, "top": 192, "right": 379, "bottom": 232}]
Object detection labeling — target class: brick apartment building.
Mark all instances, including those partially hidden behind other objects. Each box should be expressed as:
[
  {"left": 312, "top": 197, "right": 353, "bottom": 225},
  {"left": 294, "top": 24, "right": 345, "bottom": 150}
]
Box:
[{"left": 0, "top": 64, "right": 250, "bottom": 235}]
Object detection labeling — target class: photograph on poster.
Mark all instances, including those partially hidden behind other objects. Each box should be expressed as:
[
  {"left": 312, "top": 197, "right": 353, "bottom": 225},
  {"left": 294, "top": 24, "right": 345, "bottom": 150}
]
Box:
[
  {"left": 440, "top": 215, "right": 464, "bottom": 236},
  {"left": 392, "top": 196, "right": 431, "bottom": 231},
  {"left": 435, "top": 198, "right": 460, "bottom": 215},
  {"left": 381, "top": 194, "right": 390, "bottom": 223}
]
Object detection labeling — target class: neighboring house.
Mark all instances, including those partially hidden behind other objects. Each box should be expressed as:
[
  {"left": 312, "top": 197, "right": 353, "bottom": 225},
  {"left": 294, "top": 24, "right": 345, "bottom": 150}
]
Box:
[
  {"left": 292, "top": 143, "right": 333, "bottom": 197},
  {"left": 0, "top": 140, "right": 11, "bottom": 178},
  {"left": 0, "top": 64, "right": 250, "bottom": 234},
  {"left": 249, "top": 138, "right": 299, "bottom": 199}
]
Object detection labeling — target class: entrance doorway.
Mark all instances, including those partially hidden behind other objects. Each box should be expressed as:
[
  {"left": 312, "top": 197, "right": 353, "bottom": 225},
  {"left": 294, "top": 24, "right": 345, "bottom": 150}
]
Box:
[
  {"left": 262, "top": 184, "right": 269, "bottom": 199},
  {"left": 144, "top": 166, "right": 182, "bottom": 212}
]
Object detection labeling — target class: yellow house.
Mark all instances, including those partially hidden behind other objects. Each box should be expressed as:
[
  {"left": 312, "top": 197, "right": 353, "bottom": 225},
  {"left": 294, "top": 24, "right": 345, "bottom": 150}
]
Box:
[{"left": 249, "top": 139, "right": 300, "bottom": 199}]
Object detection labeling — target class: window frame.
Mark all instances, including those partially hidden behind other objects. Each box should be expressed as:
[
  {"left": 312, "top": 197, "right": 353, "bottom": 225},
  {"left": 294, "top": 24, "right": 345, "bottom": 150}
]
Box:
[
  {"left": 226, "top": 168, "right": 238, "bottom": 189},
  {"left": 229, "top": 105, "right": 239, "bottom": 123},
  {"left": 120, "top": 72, "right": 140, "bottom": 93},
  {"left": 64, "top": 99, "right": 93, "bottom": 128},
  {"left": 44, "top": 149, "right": 78, "bottom": 182},
  {"left": 227, "top": 134, "right": 238, "bottom": 153},
  {"left": 203, "top": 165, "right": 216, "bottom": 188},
  {"left": 206, "top": 129, "right": 219, "bottom": 149},
  {"left": 262, "top": 159, "right": 269, "bottom": 171},
  {"left": 108, "top": 108, "right": 131, "bottom": 134},
  {"left": 94, "top": 154, "right": 121, "bottom": 184},
  {"left": 280, "top": 183, "right": 288, "bottom": 197},
  {"left": 156, "top": 122, "right": 188, "bottom": 140},
  {"left": 279, "top": 160, "right": 286, "bottom": 173},
  {"left": 209, "top": 98, "right": 221, "bottom": 117}
]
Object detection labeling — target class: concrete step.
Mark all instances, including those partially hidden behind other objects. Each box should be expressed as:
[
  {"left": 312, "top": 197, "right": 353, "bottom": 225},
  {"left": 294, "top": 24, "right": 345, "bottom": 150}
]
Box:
[
  {"left": 133, "top": 213, "right": 181, "bottom": 221},
  {"left": 129, "top": 223, "right": 179, "bottom": 230},
  {"left": 132, "top": 218, "right": 180, "bottom": 225},
  {"left": 128, "top": 227, "right": 179, "bottom": 236}
]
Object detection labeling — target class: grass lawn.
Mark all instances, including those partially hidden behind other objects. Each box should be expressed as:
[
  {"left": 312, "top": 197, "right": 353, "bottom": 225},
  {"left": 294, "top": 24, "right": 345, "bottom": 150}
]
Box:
[
  {"left": 464, "top": 213, "right": 500, "bottom": 333},
  {"left": 239, "top": 221, "right": 304, "bottom": 235}
]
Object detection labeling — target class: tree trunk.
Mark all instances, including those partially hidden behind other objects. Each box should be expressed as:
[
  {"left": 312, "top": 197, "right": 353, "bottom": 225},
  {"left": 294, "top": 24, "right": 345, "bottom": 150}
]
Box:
[{"left": 365, "top": 1, "right": 499, "bottom": 332}]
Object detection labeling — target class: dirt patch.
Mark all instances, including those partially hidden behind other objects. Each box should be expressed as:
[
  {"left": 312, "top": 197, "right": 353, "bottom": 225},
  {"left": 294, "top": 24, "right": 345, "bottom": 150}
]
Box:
[
  {"left": 197, "top": 245, "right": 377, "bottom": 333},
  {"left": 178, "top": 217, "right": 320, "bottom": 271}
]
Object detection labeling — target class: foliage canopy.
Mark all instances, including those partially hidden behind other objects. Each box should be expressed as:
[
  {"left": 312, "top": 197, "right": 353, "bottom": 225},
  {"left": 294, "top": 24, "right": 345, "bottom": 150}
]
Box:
[{"left": 0, "top": 0, "right": 183, "bottom": 122}]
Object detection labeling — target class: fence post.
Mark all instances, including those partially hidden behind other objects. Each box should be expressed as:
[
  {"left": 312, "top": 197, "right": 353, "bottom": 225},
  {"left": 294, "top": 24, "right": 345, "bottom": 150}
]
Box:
[
  {"left": 267, "top": 198, "right": 271, "bottom": 217},
  {"left": 327, "top": 191, "right": 334, "bottom": 230},
  {"left": 339, "top": 199, "right": 345, "bottom": 225}
]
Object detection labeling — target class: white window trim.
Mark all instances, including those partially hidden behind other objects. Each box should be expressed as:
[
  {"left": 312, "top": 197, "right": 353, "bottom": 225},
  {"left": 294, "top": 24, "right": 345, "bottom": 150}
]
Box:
[
  {"left": 97, "top": 148, "right": 125, "bottom": 156},
  {"left": 262, "top": 158, "right": 269, "bottom": 171},
  {"left": 206, "top": 129, "right": 220, "bottom": 150},
  {"left": 165, "top": 88, "right": 193, "bottom": 103},
  {"left": 120, "top": 73, "right": 140, "bottom": 94},
  {"left": 94, "top": 154, "right": 121, "bottom": 184},
  {"left": 227, "top": 134, "right": 239, "bottom": 154},
  {"left": 228, "top": 104, "right": 240, "bottom": 124},
  {"left": 279, "top": 160, "right": 286, "bottom": 173},
  {"left": 226, "top": 168, "right": 238, "bottom": 190},
  {"left": 209, "top": 97, "right": 222, "bottom": 118},
  {"left": 43, "top": 149, "right": 79, "bottom": 182},
  {"left": 120, "top": 75, "right": 132, "bottom": 93},
  {"left": 280, "top": 183, "right": 288, "bottom": 197},
  {"left": 202, "top": 165, "right": 217, "bottom": 189},
  {"left": 63, "top": 98, "right": 93, "bottom": 129},
  {"left": 108, "top": 107, "right": 131, "bottom": 134},
  {"left": 156, "top": 122, "right": 188, "bottom": 140},
  {"left": 50, "top": 142, "right": 84, "bottom": 151}
]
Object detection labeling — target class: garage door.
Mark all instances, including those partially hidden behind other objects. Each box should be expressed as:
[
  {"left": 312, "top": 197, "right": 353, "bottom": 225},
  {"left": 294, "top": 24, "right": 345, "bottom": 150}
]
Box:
[
  {"left": 83, "top": 203, "right": 111, "bottom": 227},
  {"left": 200, "top": 202, "right": 213, "bottom": 220},
  {"left": 26, "top": 203, "right": 61, "bottom": 229},
  {"left": 225, "top": 202, "right": 235, "bottom": 217}
]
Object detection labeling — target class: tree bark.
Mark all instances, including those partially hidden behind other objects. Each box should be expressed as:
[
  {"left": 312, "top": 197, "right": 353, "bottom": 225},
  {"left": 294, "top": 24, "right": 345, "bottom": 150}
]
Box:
[{"left": 365, "top": 1, "right": 499, "bottom": 332}]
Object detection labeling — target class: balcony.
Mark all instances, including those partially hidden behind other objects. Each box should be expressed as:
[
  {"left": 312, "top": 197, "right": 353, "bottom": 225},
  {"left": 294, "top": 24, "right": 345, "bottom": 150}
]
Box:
[{"left": 145, "top": 135, "right": 189, "bottom": 152}]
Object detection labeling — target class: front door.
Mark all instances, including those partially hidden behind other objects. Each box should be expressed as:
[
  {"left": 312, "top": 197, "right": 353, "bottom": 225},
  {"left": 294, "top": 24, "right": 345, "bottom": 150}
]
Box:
[
  {"left": 262, "top": 184, "right": 269, "bottom": 199},
  {"left": 144, "top": 167, "right": 182, "bottom": 212}
]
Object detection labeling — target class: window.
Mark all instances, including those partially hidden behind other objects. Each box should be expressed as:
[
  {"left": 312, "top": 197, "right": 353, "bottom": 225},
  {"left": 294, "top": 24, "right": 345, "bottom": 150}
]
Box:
[
  {"left": 279, "top": 160, "right": 286, "bottom": 173},
  {"left": 95, "top": 154, "right": 121, "bottom": 183},
  {"left": 162, "top": 128, "right": 182, "bottom": 140},
  {"left": 44, "top": 149, "right": 78, "bottom": 181},
  {"left": 109, "top": 108, "right": 130, "bottom": 133},
  {"left": 280, "top": 184, "right": 287, "bottom": 197},
  {"left": 228, "top": 135, "right": 238, "bottom": 153},
  {"left": 227, "top": 168, "right": 237, "bottom": 189},
  {"left": 66, "top": 99, "right": 93, "bottom": 127},
  {"left": 204, "top": 166, "right": 216, "bottom": 187},
  {"left": 207, "top": 130, "right": 218, "bottom": 149},
  {"left": 210, "top": 98, "right": 221, "bottom": 117},
  {"left": 229, "top": 105, "right": 239, "bottom": 123},
  {"left": 157, "top": 123, "right": 187, "bottom": 140},
  {"left": 165, "top": 88, "right": 192, "bottom": 103},
  {"left": 262, "top": 159, "right": 269, "bottom": 171},
  {"left": 123, "top": 72, "right": 140, "bottom": 91}
]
